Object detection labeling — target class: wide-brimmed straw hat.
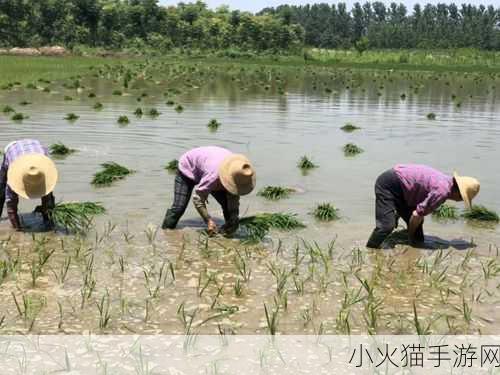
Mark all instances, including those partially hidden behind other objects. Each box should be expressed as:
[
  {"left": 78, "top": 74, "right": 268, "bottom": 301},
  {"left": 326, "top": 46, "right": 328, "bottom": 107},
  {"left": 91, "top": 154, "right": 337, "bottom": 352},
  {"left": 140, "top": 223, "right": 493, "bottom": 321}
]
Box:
[
  {"left": 453, "top": 172, "right": 480, "bottom": 209},
  {"left": 219, "top": 154, "right": 256, "bottom": 196},
  {"left": 7, "top": 154, "right": 58, "bottom": 199}
]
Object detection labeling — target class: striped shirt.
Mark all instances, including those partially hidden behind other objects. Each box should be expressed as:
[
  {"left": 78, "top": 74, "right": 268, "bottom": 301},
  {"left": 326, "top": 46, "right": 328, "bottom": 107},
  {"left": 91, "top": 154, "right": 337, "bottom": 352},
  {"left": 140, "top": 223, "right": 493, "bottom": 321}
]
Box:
[
  {"left": 1, "top": 139, "right": 48, "bottom": 201},
  {"left": 394, "top": 164, "right": 454, "bottom": 216}
]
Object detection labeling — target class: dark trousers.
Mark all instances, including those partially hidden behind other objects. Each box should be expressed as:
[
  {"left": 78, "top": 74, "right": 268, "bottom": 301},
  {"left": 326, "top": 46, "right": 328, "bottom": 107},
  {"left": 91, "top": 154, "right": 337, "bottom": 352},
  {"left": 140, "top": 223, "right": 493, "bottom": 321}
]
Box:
[
  {"left": 366, "top": 169, "right": 424, "bottom": 248},
  {"left": 162, "top": 172, "right": 231, "bottom": 229}
]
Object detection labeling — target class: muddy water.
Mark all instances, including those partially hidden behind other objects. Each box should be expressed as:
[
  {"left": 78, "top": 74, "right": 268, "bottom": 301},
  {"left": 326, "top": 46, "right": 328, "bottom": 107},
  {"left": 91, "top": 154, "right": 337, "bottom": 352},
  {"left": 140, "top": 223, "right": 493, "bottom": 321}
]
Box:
[{"left": 0, "top": 63, "right": 499, "bottom": 334}]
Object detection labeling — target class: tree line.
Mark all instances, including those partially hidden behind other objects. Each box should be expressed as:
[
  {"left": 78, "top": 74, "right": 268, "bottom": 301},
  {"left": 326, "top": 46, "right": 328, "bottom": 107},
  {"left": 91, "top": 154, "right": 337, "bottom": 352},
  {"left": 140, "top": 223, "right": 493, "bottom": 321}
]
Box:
[
  {"left": 0, "top": 0, "right": 304, "bottom": 52},
  {"left": 260, "top": 2, "right": 500, "bottom": 50},
  {"left": 1, "top": 1, "right": 499, "bottom": 52}
]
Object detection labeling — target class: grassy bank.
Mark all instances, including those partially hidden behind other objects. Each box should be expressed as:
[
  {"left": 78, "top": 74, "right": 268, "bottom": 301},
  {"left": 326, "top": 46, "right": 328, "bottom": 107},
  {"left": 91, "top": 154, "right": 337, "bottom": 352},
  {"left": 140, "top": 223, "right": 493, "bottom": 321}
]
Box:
[
  {"left": 2, "top": 48, "right": 500, "bottom": 87},
  {"left": 0, "top": 55, "right": 122, "bottom": 86}
]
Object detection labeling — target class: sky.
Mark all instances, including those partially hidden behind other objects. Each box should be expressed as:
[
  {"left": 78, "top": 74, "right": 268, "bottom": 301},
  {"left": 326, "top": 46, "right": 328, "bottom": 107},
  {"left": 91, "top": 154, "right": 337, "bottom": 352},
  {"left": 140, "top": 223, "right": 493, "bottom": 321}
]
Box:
[{"left": 158, "top": 0, "right": 500, "bottom": 13}]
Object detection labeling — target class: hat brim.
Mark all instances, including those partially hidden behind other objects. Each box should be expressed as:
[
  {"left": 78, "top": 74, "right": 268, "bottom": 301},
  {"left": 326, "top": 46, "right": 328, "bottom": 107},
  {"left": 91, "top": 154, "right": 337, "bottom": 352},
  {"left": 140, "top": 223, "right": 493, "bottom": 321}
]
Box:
[
  {"left": 453, "top": 172, "right": 472, "bottom": 209},
  {"left": 219, "top": 154, "right": 256, "bottom": 196},
  {"left": 7, "top": 154, "right": 58, "bottom": 199}
]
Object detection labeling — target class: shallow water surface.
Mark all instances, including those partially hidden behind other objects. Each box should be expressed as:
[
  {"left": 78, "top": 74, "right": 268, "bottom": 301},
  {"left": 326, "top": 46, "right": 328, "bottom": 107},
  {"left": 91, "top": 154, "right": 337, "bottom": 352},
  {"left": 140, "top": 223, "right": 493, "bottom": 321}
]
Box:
[{"left": 0, "top": 63, "right": 499, "bottom": 334}]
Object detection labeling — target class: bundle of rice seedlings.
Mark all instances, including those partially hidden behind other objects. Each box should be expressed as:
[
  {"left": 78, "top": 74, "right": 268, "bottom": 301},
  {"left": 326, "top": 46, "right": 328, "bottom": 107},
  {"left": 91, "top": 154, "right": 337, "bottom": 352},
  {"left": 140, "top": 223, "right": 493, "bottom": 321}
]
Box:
[
  {"left": 50, "top": 202, "right": 105, "bottom": 234},
  {"left": 298, "top": 156, "right": 318, "bottom": 171},
  {"left": 134, "top": 108, "right": 143, "bottom": 117},
  {"left": 207, "top": 119, "right": 220, "bottom": 131},
  {"left": 240, "top": 213, "right": 305, "bottom": 243},
  {"left": 49, "top": 142, "right": 76, "bottom": 156},
  {"left": 311, "top": 203, "right": 340, "bottom": 221},
  {"left": 164, "top": 159, "right": 179, "bottom": 172},
  {"left": 2, "top": 105, "right": 14, "bottom": 113},
  {"left": 117, "top": 115, "right": 130, "bottom": 125},
  {"left": 11, "top": 113, "right": 28, "bottom": 121},
  {"left": 432, "top": 203, "right": 459, "bottom": 220},
  {"left": 257, "top": 186, "right": 295, "bottom": 200},
  {"left": 343, "top": 143, "right": 363, "bottom": 157},
  {"left": 92, "top": 162, "right": 135, "bottom": 187},
  {"left": 463, "top": 205, "right": 499, "bottom": 222},
  {"left": 175, "top": 104, "right": 184, "bottom": 113},
  {"left": 64, "top": 113, "right": 79, "bottom": 121},
  {"left": 340, "top": 123, "right": 360, "bottom": 132},
  {"left": 93, "top": 102, "right": 103, "bottom": 110},
  {"left": 148, "top": 108, "right": 160, "bottom": 117},
  {"left": 427, "top": 112, "right": 436, "bottom": 120}
]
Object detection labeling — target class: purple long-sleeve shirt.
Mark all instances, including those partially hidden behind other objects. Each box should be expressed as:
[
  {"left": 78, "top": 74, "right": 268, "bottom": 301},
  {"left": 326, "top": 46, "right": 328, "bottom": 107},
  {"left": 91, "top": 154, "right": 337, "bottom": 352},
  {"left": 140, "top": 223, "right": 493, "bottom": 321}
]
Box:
[
  {"left": 178, "top": 146, "right": 233, "bottom": 196},
  {"left": 394, "top": 164, "right": 454, "bottom": 216}
]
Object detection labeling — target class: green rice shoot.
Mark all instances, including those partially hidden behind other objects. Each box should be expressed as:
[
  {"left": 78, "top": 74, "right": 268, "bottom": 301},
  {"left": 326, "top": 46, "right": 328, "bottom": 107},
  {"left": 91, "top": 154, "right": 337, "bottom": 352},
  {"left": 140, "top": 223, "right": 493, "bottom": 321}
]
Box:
[
  {"left": 311, "top": 203, "right": 340, "bottom": 221},
  {"left": 343, "top": 143, "right": 364, "bottom": 157},
  {"left": 50, "top": 202, "right": 105, "bottom": 234},
  {"left": 257, "top": 186, "right": 295, "bottom": 200},
  {"left": 92, "top": 162, "right": 135, "bottom": 187},
  {"left": 207, "top": 119, "right": 220, "bottom": 130},
  {"left": 49, "top": 142, "right": 76, "bottom": 156},
  {"left": 432, "top": 203, "right": 459, "bottom": 220},
  {"left": 298, "top": 156, "right": 318, "bottom": 170},
  {"left": 240, "top": 213, "right": 305, "bottom": 243},
  {"left": 463, "top": 205, "right": 499, "bottom": 222},
  {"left": 341, "top": 123, "right": 361, "bottom": 132},
  {"left": 165, "top": 159, "right": 179, "bottom": 172},
  {"left": 64, "top": 113, "right": 79, "bottom": 121}
]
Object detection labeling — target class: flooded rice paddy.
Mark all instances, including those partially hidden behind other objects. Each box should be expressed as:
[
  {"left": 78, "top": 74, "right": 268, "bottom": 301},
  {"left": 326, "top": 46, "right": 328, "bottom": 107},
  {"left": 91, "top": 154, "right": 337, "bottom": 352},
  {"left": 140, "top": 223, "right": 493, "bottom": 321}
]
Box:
[{"left": 0, "top": 61, "right": 499, "bottom": 335}]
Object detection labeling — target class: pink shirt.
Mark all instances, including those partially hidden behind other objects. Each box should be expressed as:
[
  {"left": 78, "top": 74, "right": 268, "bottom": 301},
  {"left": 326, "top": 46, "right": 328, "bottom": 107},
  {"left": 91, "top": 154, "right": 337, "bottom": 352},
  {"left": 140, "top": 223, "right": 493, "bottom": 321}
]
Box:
[
  {"left": 178, "top": 146, "right": 233, "bottom": 196},
  {"left": 394, "top": 164, "right": 454, "bottom": 216}
]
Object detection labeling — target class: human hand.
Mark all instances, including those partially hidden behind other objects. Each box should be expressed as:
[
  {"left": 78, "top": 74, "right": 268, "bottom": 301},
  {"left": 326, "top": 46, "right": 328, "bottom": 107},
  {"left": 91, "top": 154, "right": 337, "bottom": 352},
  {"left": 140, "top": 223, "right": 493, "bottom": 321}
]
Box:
[{"left": 207, "top": 219, "right": 218, "bottom": 236}]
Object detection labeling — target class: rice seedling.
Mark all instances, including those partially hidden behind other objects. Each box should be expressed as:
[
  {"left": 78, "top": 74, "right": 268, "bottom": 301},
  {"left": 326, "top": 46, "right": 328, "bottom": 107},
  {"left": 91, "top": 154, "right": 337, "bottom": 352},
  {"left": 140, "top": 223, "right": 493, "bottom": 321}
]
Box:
[
  {"left": 2, "top": 105, "right": 14, "bottom": 113},
  {"left": 233, "top": 250, "right": 252, "bottom": 282},
  {"left": 11, "top": 113, "right": 28, "bottom": 121},
  {"left": 297, "top": 156, "right": 318, "bottom": 171},
  {"left": 268, "top": 262, "right": 290, "bottom": 296},
  {"left": 233, "top": 278, "right": 243, "bottom": 297},
  {"left": 148, "top": 108, "right": 160, "bottom": 117},
  {"left": 134, "top": 108, "right": 143, "bottom": 117},
  {"left": 311, "top": 203, "right": 340, "bottom": 222},
  {"left": 257, "top": 186, "right": 295, "bottom": 200},
  {"left": 412, "top": 301, "right": 432, "bottom": 335},
  {"left": 26, "top": 83, "right": 36, "bottom": 89},
  {"left": 240, "top": 213, "right": 305, "bottom": 242},
  {"left": 117, "top": 115, "right": 130, "bottom": 125},
  {"left": 112, "top": 90, "right": 122, "bottom": 96},
  {"left": 264, "top": 303, "right": 279, "bottom": 335},
  {"left": 207, "top": 119, "right": 220, "bottom": 131},
  {"left": 64, "top": 113, "right": 79, "bottom": 121},
  {"left": 343, "top": 143, "right": 364, "bottom": 157},
  {"left": 427, "top": 112, "right": 436, "bottom": 120},
  {"left": 432, "top": 203, "right": 459, "bottom": 220},
  {"left": 51, "top": 256, "right": 71, "bottom": 284},
  {"left": 164, "top": 159, "right": 178, "bottom": 172},
  {"left": 92, "top": 162, "right": 135, "bottom": 187},
  {"left": 340, "top": 123, "right": 360, "bottom": 132},
  {"left": 93, "top": 102, "right": 103, "bottom": 110},
  {"left": 43, "top": 87, "right": 51, "bottom": 93},
  {"left": 175, "top": 104, "right": 184, "bottom": 113},
  {"left": 96, "top": 291, "right": 111, "bottom": 329},
  {"left": 335, "top": 309, "right": 351, "bottom": 334},
  {"left": 166, "top": 100, "right": 175, "bottom": 106},
  {"left": 88, "top": 92, "right": 96, "bottom": 98},
  {"left": 463, "top": 205, "right": 499, "bottom": 222},
  {"left": 64, "top": 95, "right": 73, "bottom": 101},
  {"left": 49, "top": 142, "right": 76, "bottom": 156},
  {"left": 19, "top": 100, "right": 31, "bottom": 106},
  {"left": 50, "top": 202, "right": 105, "bottom": 233}
]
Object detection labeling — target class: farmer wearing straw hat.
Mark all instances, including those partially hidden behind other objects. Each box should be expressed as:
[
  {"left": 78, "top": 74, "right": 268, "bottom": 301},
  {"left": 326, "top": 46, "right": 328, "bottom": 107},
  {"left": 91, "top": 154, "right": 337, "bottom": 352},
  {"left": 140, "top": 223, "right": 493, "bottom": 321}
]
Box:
[
  {"left": 0, "top": 139, "right": 58, "bottom": 231},
  {"left": 366, "top": 164, "right": 480, "bottom": 248},
  {"left": 162, "top": 146, "right": 256, "bottom": 236}
]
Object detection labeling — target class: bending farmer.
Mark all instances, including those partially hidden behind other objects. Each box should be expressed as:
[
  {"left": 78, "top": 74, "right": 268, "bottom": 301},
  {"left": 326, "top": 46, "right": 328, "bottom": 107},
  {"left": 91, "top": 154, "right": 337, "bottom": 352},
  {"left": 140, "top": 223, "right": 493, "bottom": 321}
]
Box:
[
  {"left": 0, "top": 139, "right": 58, "bottom": 231},
  {"left": 162, "top": 146, "right": 256, "bottom": 236},
  {"left": 367, "top": 164, "right": 480, "bottom": 248}
]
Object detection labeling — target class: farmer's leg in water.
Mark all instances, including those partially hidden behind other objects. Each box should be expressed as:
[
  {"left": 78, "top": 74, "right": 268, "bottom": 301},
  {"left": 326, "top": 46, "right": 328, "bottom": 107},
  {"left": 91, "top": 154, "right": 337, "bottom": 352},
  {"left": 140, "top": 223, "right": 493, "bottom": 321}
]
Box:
[
  {"left": 367, "top": 169, "right": 405, "bottom": 248},
  {"left": 210, "top": 191, "right": 240, "bottom": 235},
  {"left": 162, "top": 172, "right": 195, "bottom": 229}
]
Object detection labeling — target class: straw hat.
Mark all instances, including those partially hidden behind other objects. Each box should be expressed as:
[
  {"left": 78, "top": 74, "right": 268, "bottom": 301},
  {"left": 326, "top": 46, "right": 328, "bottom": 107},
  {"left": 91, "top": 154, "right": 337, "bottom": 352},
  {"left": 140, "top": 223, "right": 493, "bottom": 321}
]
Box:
[
  {"left": 7, "top": 154, "right": 58, "bottom": 199},
  {"left": 219, "top": 154, "right": 256, "bottom": 196},
  {"left": 453, "top": 172, "right": 480, "bottom": 209}
]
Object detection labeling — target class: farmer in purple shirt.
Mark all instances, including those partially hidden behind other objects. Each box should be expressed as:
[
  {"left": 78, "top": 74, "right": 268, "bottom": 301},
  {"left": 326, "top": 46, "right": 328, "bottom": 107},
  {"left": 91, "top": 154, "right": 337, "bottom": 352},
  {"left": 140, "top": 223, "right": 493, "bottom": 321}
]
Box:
[
  {"left": 366, "top": 164, "right": 480, "bottom": 248},
  {"left": 0, "top": 139, "right": 58, "bottom": 231},
  {"left": 162, "top": 146, "right": 256, "bottom": 236}
]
